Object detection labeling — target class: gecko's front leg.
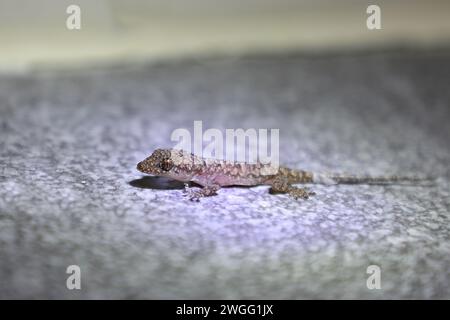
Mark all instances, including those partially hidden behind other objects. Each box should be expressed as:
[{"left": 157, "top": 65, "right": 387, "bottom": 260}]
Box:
[
  {"left": 269, "top": 176, "right": 315, "bottom": 200},
  {"left": 184, "top": 183, "right": 221, "bottom": 201}
]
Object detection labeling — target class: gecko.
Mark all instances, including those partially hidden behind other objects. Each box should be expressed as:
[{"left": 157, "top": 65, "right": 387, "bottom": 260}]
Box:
[{"left": 136, "top": 148, "right": 431, "bottom": 201}]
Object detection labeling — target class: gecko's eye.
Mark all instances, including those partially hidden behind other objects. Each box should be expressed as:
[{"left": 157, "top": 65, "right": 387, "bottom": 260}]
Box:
[{"left": 160, "top": 159, "right": 174, "bottom": 171}]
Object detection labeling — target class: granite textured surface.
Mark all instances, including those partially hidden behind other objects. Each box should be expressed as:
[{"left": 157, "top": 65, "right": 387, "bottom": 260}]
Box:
[{"left": 1, "top": 50, "right": 449, "bottom": 299}]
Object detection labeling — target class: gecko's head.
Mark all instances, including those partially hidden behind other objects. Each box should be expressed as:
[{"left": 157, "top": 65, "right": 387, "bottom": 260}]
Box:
[
  {"left": 137, "top": 149, "right": 175, "bottom": 175},
  {"left": 137, "top": 148, "right": 194, "bottom": 181}
]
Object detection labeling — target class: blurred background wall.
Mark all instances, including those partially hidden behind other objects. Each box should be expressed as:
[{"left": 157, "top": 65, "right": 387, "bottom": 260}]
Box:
[{"left": 1, "top": 0, "right": 450, "bottom": 72}]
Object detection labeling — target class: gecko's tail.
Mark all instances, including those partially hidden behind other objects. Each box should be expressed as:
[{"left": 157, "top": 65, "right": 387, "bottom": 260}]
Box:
[{"left": 312, "top": 172, "right": 435, "bottom": 186}]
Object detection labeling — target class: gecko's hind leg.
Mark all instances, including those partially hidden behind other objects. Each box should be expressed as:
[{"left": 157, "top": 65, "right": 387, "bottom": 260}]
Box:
[
  {"left": 269, "top": 177, "right": 315, "bottom": 200},
  {"left": 184, "top": 184, "right": 220, "bottom": 201}
]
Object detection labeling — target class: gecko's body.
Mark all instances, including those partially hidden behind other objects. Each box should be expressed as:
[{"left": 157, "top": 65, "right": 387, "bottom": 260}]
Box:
[{"left": 137, "top": 148, "right": 429, "bottom": 201}]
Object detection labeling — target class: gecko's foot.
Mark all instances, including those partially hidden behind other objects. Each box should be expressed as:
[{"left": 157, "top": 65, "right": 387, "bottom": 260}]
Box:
[
  {"left": 288, "top": 187, "right": 315, "bottom": 200},
  {"left": 270, "top": 186, "right": 315, "bottom": 200},
  {"left": 183, "top": 186, "right": 202, "bottom": 202},
  {"left": 184, "top": 185, "right": 220, "bottom": 201},
  {"left": 270, "top": 177, "right": 315, "bottom": 200}
]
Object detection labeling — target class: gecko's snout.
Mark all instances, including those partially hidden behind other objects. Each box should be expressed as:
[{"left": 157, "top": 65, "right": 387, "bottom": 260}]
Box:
[
  {"left": 137, "top": 158, "right": 157, "bottom": 174},
  {"left": 136, "top": 161, "right": 145, "bottom": 172}
]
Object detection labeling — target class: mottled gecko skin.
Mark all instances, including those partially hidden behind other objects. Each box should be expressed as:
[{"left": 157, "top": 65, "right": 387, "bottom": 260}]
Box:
[{"left": 137, "top": 148, "right": 429, "bottom": 201}]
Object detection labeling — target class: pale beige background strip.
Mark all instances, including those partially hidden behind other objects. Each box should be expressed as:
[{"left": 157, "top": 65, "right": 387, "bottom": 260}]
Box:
[{"left": 1, "top": 0, "right": 449, "bottom": 72}]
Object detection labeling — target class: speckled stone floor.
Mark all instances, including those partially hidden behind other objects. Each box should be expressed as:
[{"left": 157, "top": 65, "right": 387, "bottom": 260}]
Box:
[{"left": 1, "top": 50, "right": 449, "bottom": 299}]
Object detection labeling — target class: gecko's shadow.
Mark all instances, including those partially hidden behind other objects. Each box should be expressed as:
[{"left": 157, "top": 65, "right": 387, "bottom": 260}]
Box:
[
  {"left": 129, "top": 176, "right": 186, "bottom": 190},
  {"left": 129, "top": 176, "right": 253, "bottom": 190}
]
